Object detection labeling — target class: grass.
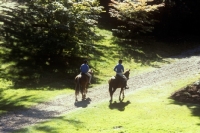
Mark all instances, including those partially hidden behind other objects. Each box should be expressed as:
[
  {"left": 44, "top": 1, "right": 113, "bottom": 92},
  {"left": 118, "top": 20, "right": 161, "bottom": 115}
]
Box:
[
  {"left": 89, "top": 28, "right": 177, "bottom": 84},
  {"left": 0, "top": 26, "right": 199, "bottom": 115},
  {"left": 0, "top": 28, "right": 158, "bottom": 115},
  {"left": 15, "top": 75, "right": 200, "bottom": 133},
  {"left": 89, "top": 28, "right": 151, "bottom": 83},
  {"left": 0, "top": 78, "right": 74, "bottom": 114}
]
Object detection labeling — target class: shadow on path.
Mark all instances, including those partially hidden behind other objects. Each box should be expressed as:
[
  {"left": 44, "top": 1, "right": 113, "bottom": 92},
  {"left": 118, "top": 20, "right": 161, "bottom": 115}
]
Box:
[
  {"left": 0, "top": 108, "right": 59, "bottom": 133},
  {"left": 74, "top": 98, "right": 91, "bottom": 108}
]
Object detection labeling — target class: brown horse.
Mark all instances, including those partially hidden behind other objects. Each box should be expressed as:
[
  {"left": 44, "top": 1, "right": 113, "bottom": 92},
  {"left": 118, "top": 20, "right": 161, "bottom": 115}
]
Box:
[
  {"left": 75, "top": 69, "right": 93, "bottom": 102},
  {"left": 108, "top": 69, "right": 130, "bottom": 103}
]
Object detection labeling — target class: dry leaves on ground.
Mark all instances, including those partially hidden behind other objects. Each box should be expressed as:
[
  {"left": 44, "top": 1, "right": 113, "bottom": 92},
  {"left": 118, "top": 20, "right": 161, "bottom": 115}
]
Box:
[{"left": 171, "top": 81, "right": 200, "bottom": 104}]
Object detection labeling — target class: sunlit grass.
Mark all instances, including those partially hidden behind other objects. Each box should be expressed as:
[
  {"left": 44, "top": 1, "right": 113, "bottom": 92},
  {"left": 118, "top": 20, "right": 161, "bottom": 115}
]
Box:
[
  {"left": 16, "top": 75, "right": 200, "bottom": 133},
  {"left": 0, "top": 78, "right": 74, "bottom": 114},
  {"left": 0, "top": 27, "right": 198, "bottom": 115},
  {"left": 90, "top": 28, "right": 156, "bottom": 84},
  {"left": 0, "top": 28, "right": 153, "bottom": 115}
]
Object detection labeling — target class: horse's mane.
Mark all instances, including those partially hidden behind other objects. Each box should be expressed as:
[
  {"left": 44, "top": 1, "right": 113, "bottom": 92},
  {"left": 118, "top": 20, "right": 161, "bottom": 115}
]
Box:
[
  {"left": 124, "top": 69, "right": 130, "bottom": 74},
  {"left": 88, "top": 69, "right": 93, "bottom": 74}
]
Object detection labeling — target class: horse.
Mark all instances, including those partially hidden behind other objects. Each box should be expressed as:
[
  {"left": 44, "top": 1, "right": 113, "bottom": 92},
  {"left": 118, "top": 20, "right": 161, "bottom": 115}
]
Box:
[
  {"left": 75, "top": 69, "right": 93, "bottom": 102},
  {"left": 108, "top": 69, "right": 130, "bottom": 103}
]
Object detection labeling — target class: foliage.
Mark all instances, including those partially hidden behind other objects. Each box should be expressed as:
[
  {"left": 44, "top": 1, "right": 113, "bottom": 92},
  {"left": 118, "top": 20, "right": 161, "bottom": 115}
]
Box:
[
  {"left": 0, "top": 0, "right": 103, "bottom": 86},
  {"left": 108, "top": 0, "right": 163, "bottom": 38},
  {"left": 0, "top": 0, "right": 103, "bottom": 56},
  {"left": 0, "top": 78, "right": 74, "bottom": 115},
  {"left": 1, "top": 27, "right": 199, "bottom": 115}
]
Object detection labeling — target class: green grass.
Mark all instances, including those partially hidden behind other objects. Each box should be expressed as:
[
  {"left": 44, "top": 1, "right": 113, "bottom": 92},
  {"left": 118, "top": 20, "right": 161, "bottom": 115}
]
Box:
[
  {"left": 15, "top": 75, "right": 200, "bottom": 133},
  {"left": 0, "top": 78, "right": 74, "bottom": 114},
  {"left": 0, "top": 28, "right": 154, "bottom": 115},
  {"left": 89, "top": 28, "right": 149, "bottom": 83},
  {"left": 89, "top": 28, "right": 177, "bottom": 84},
  {"left": 0, "top": 27, "right": 199, "bottom": 115}
]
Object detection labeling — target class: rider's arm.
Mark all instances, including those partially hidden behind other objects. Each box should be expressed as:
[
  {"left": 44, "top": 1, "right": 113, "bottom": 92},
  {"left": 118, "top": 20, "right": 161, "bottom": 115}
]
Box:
[
  {"left": 86, "top": 65, "right": 89, "bottom": 72},
  {"left": 114, "top": 65, "right": 117, "bottom": 72},
  {"left": 122, "top": 65, "right": 124, "bottom": 72}
]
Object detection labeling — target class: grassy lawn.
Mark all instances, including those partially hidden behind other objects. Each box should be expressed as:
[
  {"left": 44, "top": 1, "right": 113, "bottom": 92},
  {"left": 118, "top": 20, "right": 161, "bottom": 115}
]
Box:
[
  {"left": 15, "top": 75, "right": 200, "bottom": 133},
  {"left": 1, "top": 2, "right": 200, "bottom": 132},
  {"left": 0, "top": 28, "right": 151, "bottom": 115},
  {"left": 0, "top": 27, "right": 199, "bottom": 115},
  {"left": 0, "top": 78, "right": 74, "bottom": 114}
]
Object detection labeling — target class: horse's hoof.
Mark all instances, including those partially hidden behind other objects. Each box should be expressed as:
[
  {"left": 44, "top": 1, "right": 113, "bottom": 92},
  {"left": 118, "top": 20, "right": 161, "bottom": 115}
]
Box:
[
  {"left": 109, "top": 100, "right": 112, "bottom": 103},
  {"left": 82, "top": 98, "right": 85, "bottom": 101},
  {"left": 119, "top": 97, "right": 124, "bottom": 102}
]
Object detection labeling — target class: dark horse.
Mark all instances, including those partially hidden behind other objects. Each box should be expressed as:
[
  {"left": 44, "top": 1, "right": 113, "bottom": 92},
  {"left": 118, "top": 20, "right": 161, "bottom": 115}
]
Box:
[
  {"left": 75, "top": 69, "right": 93, "bottom": 102},
  {"left": 108, "top": 69, "right": 130, "bottom": 102}
]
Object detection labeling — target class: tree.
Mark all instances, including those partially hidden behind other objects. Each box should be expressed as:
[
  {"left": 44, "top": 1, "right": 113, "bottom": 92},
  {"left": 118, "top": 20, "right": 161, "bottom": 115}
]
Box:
[
  {"left": 0, "top": 0, "right": 103, "bottom": 86},
  {"left": 108, "top": 0, "right": 163, "bottom": 38},
  {"left": 0, "top": 0, "right": 103, "bottom": 57}
]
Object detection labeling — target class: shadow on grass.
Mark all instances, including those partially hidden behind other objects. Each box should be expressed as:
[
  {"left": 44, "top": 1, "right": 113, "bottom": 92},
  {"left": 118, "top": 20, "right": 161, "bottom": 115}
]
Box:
[
  {"left": 169, "top": 83, "right": 200, "bottom": 123},
  {"left": 109, "top": 100, "right": 131, "bottom": 111},
  {"left": 112, "top": 35, "right": 200, "bottom": 67},
  {"left": 14, "top": 116, "right": 84, "bottom": 133},
  {"left": 0, "top": 93, "right": 28, "bottom": 113},
  {"left": 0, "top": 53, "right": 85, "bottom": 89},
  {"left": 169, "top": 100, "right": 200, "bottom": 126}
]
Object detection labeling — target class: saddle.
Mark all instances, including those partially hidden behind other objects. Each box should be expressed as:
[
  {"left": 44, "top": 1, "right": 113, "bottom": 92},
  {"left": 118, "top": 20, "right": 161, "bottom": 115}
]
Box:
[
  {"left": 111, "top": 74, "right": 124, "bottom": 80},
  {"left": 116, "top": 74, "right": 126, "bottom": 81}
]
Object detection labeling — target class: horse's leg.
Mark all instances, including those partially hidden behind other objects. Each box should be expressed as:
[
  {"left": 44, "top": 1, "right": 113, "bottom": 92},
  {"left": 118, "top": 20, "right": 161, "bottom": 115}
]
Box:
[
  {"left": 119, "top": 87, "right": 125, "bottom": 102},
  {"left": 122, "top": 88, "right": 125, "bottom": 99},
  {"left": 86, "top": 83, "right": 89, "bottom": 93},
  {"left": 110, "top": 87, "right": 117, "bottom": 103},
  {"left": 119, "top": 88, "right": 122, "bottom": 102},
  {"left": 82, "top": 85, "right": 86, "bottom": 100},
  {"left": 85, "top": 84, "right": 88, "bottom": 99},
  {"left": 80, "top": 85, "right": 84, "bottom": 101},
  {"left": 75, "top": 83, "right": 78, "bottom": 102},
  {"left": 81, "top": 83, "right": 88, "bottom": 100}
]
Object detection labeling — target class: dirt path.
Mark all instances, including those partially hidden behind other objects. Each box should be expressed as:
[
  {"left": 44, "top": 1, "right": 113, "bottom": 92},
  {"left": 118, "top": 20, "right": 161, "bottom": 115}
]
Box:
[{"left": 1, "top": 47, "right": 200, "bottom": 132}]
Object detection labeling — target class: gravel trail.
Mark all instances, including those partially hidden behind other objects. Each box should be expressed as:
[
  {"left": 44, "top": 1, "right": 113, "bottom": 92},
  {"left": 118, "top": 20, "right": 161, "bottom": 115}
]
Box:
[
  {"left": 1, "top": 47, "right": 200, "bottom": 132},
  {"left": 1, "top": 1, "right": 200, "bottom": 132}
]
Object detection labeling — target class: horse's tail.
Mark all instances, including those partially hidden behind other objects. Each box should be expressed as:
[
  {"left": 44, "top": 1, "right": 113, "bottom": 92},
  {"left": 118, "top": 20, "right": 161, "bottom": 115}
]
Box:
[
  {"left": 108, "top": 79, "right": 110, "bottom": 84},
  {"left": 75, "top": 77, "right": 80, "bottom": 95},
  {"left": 108, "top": 78, "right": 112, "bottom": 95}
]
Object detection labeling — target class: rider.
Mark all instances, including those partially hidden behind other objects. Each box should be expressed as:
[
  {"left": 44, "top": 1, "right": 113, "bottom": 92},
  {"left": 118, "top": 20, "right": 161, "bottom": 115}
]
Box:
[
  {"left": 80, "top": 60, "right": 92, "bottom": 84},
  {"left": 113, "top": 59, "right": 129, "bottom": 89}
]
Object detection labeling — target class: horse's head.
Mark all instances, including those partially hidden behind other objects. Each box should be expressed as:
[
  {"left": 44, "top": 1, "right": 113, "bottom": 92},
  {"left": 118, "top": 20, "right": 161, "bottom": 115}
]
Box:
[
  {"left": 124, "top": 69, "right": 130, "bottom": 80},
  {"left": 88, "top": 69, "right": 94, "bottom": 77}
]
